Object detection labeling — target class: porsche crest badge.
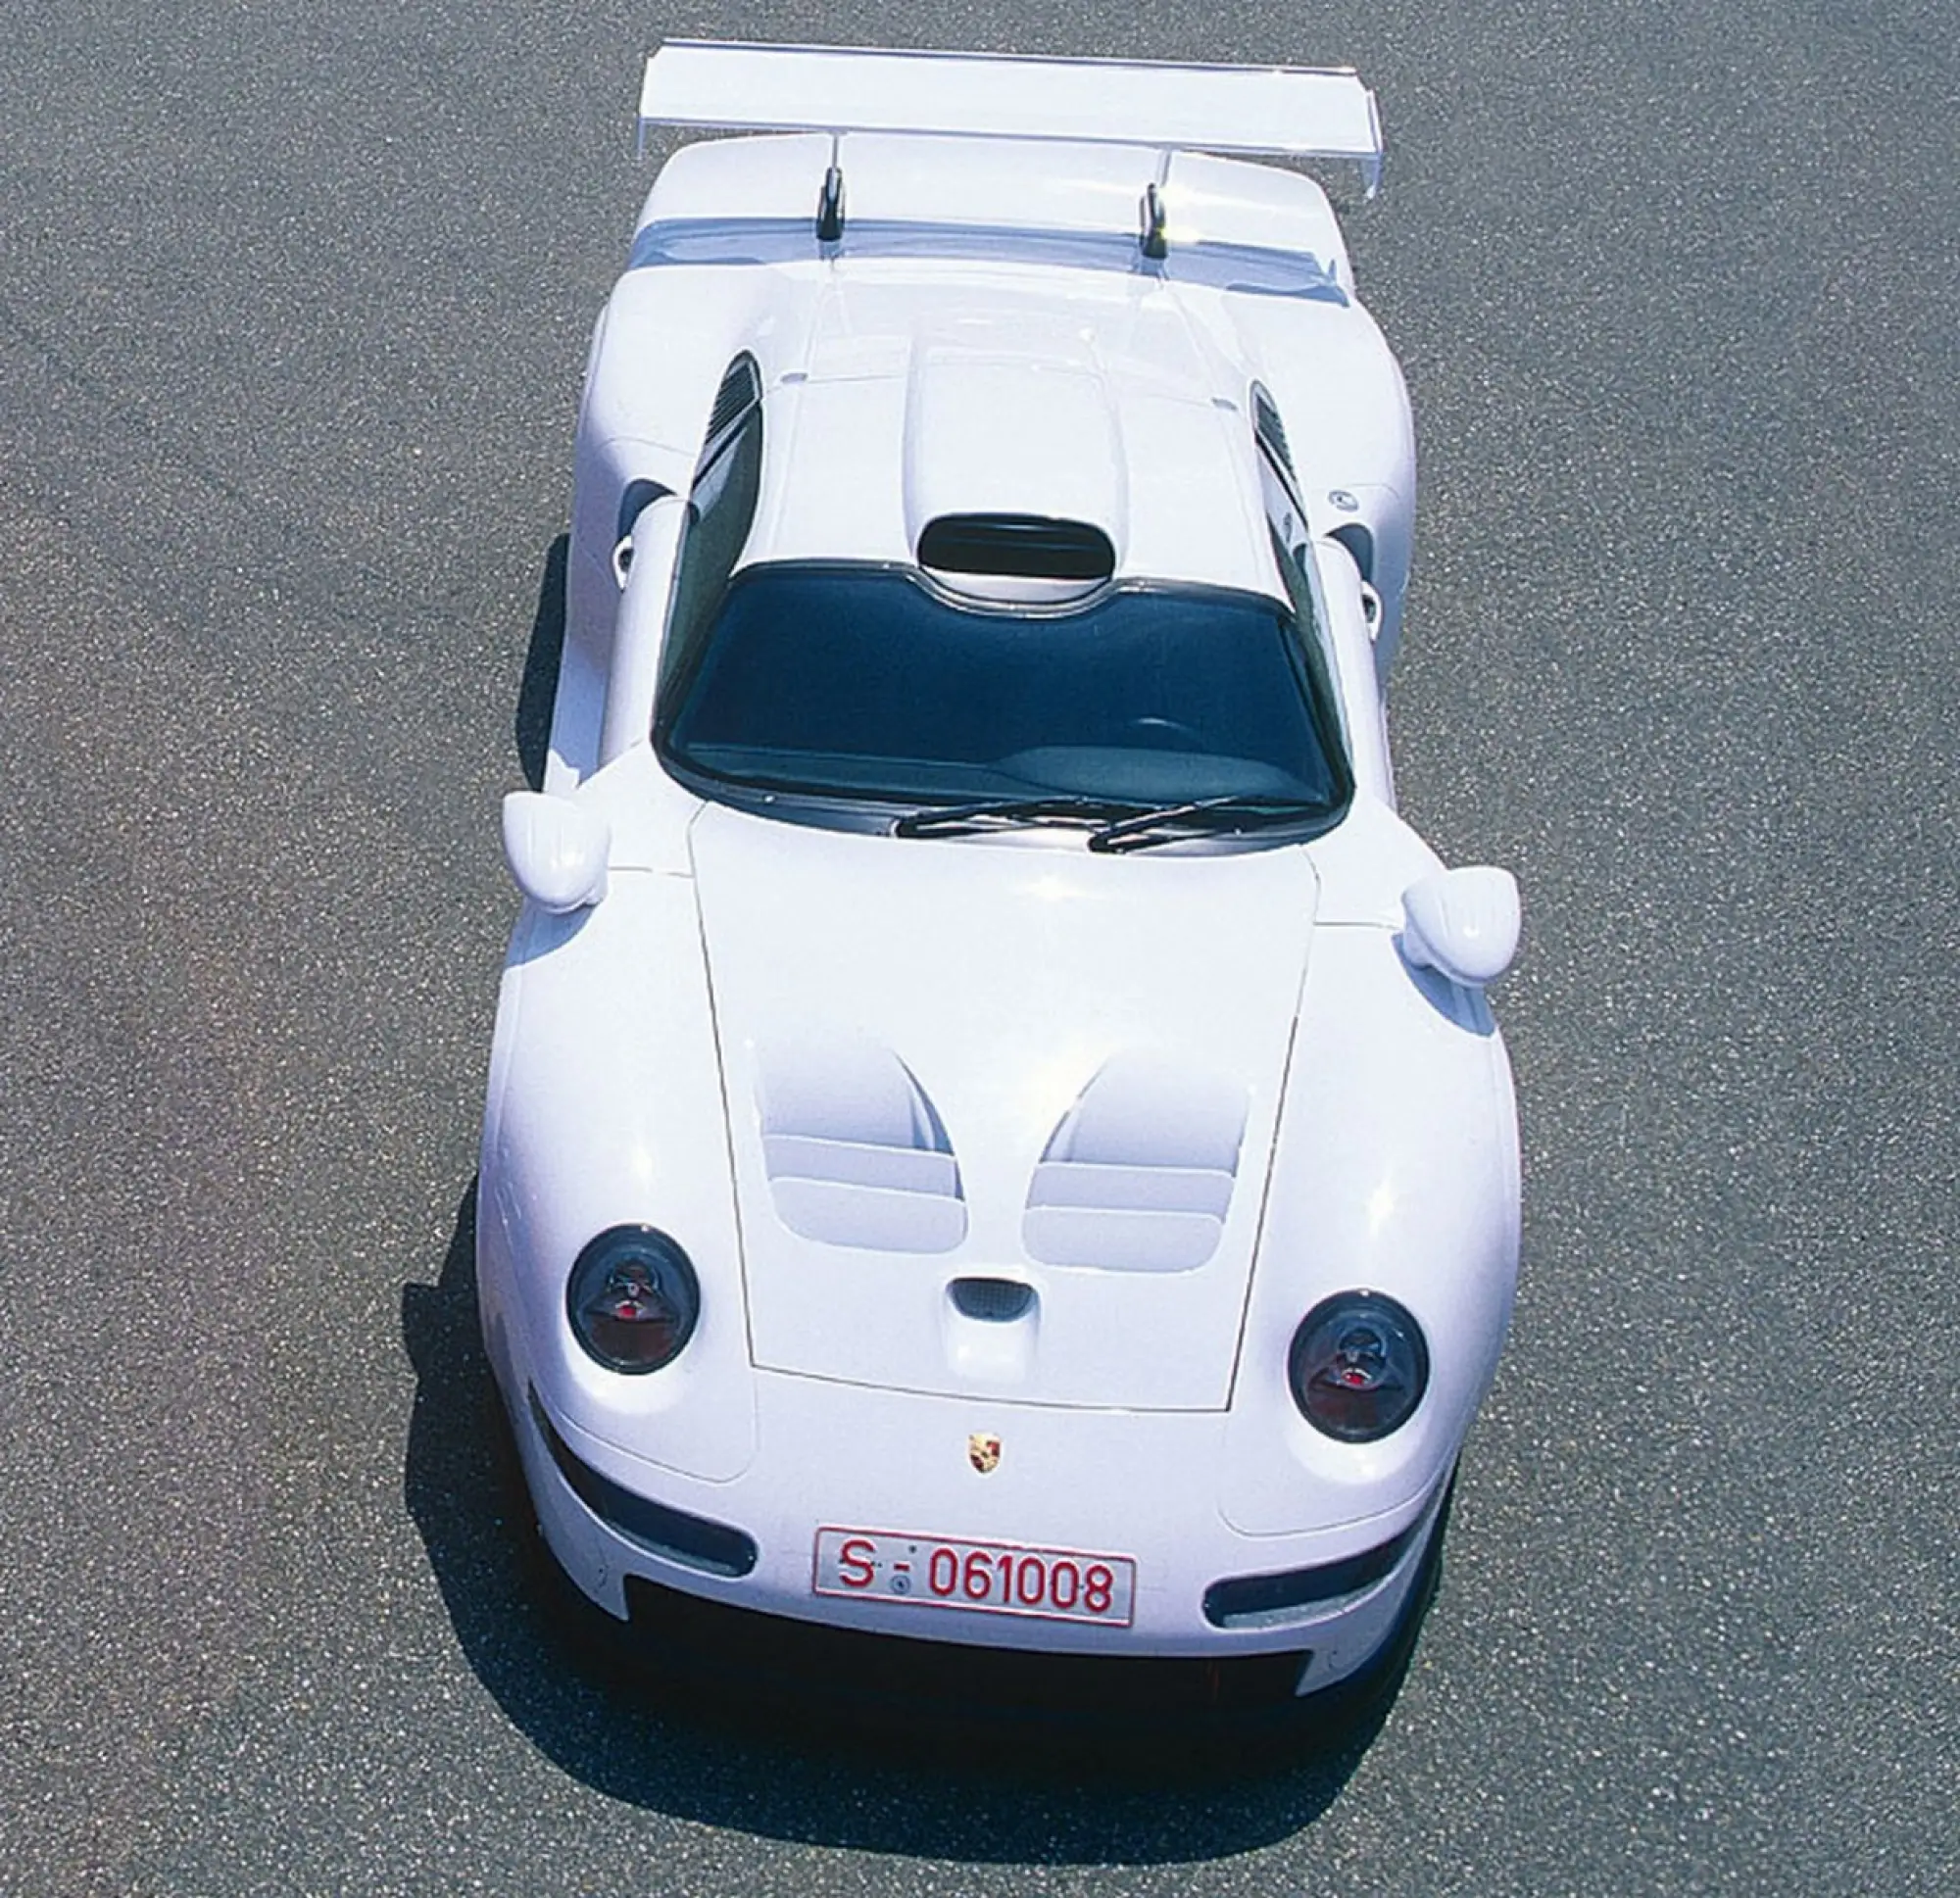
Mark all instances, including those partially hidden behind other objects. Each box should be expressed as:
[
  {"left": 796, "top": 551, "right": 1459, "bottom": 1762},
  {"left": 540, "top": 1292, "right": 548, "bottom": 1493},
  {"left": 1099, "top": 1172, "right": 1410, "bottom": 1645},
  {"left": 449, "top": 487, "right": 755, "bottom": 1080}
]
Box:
[{"left": 967, "top": 1432, "right": 1002, "bottom": 1475}]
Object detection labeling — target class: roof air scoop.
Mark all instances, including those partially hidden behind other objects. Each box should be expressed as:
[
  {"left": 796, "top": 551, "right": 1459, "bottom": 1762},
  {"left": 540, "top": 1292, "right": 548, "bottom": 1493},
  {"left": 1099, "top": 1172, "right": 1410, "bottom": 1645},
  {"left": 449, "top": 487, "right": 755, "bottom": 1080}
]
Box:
[
  {"left": 903, "top": 337, "right": 1126, "bottom": 602},
  {"left": 918, "top": 514, "right": 1115, "bottom": 597}
]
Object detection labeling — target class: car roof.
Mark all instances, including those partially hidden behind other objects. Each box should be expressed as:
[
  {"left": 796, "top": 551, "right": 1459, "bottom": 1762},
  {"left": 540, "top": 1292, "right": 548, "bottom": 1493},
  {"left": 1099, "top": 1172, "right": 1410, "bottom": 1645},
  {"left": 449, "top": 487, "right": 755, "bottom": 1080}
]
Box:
[
  {"left": 586, "top": 132, "right": 1371, "bottom": 599},
  {"left": 740, "top": 266, "right": 1277, "bottom": 595}
]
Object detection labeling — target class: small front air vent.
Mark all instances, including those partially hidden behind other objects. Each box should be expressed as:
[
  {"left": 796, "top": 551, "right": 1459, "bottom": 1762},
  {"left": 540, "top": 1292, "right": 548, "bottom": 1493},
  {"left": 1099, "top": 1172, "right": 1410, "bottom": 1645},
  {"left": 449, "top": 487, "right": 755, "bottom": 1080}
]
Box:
[
  {"left": 1201, "top": 1514, "right": 1428, "bottom": 1630},
  {"left": 949, "top": 1278, "right": 1036, "bottom": 1323},
  {"left": 529, "top": 1387, "right": 758, "bottom": 1578},
  {"left": 918, "top": 513, "right": 1115, "bottom": 583}
]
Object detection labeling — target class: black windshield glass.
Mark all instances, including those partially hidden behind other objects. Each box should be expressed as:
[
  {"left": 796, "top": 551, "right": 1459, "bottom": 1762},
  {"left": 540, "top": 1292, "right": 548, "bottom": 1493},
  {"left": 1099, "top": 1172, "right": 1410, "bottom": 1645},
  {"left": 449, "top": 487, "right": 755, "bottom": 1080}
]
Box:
[{"left": 661, "top": 565, "right": 1349, "bottom": 813}]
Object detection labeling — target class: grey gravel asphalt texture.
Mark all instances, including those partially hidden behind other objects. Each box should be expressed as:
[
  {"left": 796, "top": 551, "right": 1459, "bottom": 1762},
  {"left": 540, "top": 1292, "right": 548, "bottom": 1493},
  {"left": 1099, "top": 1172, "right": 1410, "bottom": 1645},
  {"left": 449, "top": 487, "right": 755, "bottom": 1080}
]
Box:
[{"left": 3, "top": 1, "right": 1956, "bottom": 1892}]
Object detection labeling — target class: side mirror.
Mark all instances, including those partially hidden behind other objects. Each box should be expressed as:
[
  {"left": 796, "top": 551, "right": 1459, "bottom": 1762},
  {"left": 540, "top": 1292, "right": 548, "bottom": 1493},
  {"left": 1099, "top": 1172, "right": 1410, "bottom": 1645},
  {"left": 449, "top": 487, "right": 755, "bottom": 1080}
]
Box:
[
  {"left": 1401, "top": 866, "right": 1520, "bottom": 988},
  {"left": 501, "top": 791, "right": 611, "bottom": 913}
]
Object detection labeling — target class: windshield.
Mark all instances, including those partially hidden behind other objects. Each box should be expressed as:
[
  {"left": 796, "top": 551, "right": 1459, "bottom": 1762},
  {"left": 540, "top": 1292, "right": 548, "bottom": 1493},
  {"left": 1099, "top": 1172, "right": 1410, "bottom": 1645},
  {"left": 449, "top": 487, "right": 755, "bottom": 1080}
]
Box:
[{"left": 659, "top": 564, "right": 1350, "bottom": 817}]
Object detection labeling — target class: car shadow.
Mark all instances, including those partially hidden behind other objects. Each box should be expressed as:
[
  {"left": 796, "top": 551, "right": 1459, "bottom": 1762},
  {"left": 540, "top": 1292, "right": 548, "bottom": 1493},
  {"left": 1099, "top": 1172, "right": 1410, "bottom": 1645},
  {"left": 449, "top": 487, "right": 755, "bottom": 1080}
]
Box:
[
  {"left": 402, "top": 1185, "right": 1400, "bottom": 1861},
  {"left": 514, "top": 534, "right": 568, "bottom": 794}
]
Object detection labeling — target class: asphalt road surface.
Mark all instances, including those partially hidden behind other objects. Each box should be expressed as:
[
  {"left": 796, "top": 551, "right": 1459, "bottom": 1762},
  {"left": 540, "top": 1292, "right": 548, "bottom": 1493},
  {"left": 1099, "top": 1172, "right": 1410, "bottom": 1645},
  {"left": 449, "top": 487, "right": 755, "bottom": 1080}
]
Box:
[{"left": 2, "top": 2, "right": 1955, "bottom": 1892}]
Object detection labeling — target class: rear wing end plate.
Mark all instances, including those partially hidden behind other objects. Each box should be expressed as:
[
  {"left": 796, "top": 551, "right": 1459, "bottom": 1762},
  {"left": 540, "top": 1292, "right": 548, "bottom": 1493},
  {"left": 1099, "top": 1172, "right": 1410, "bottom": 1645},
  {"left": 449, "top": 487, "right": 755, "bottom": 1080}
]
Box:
[{"left": 636, "top": 41, "right": 1384, "bottom": 195}]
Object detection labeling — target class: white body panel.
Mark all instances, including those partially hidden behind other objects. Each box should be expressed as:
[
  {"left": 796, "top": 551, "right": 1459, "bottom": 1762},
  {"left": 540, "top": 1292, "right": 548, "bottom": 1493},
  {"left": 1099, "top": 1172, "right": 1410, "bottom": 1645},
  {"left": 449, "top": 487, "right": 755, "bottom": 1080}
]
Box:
[{"left": 480, "top": 50, "right": 1516, "bottom": 1698}]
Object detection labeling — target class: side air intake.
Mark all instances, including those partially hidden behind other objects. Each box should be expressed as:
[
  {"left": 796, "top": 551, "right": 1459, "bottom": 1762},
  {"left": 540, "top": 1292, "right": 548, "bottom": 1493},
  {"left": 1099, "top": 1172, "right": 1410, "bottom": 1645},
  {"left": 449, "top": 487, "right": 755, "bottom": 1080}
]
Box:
[{"left": 707, "top": 353, "right": 761, "bottom": 445}]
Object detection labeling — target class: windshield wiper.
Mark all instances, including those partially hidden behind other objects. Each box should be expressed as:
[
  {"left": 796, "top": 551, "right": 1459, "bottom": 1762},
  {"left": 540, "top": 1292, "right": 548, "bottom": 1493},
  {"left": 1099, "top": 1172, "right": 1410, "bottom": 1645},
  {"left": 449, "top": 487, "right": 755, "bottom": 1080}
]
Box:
[
  {"left": 1086, "top": 796, "right": 1323, "bottom": 853},
  {"left": 893, "top": 795, "right": 1148, "bottom": 839}
]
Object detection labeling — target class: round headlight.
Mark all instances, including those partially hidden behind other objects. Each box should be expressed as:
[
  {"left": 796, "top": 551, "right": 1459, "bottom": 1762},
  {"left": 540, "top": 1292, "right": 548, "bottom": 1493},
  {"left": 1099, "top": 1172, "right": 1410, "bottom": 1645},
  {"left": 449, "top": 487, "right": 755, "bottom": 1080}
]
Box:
[
  {"left": 1289, "top": 1291, "right": 1429, "bottom": 1441},
  {"left": 565, "top": 1226, "right": 700, "bottom": 1374}
]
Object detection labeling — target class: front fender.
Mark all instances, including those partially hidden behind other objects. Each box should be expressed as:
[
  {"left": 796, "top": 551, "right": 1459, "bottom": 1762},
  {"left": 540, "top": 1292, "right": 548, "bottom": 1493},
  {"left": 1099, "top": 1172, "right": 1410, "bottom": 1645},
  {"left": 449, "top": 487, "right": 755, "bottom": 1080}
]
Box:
[
  {"left": 1223, "top": 924, "right": 1518, "bottom": 1535},
  {"left": 478, "top": 863, "right": 757, "bottom": 1482}
]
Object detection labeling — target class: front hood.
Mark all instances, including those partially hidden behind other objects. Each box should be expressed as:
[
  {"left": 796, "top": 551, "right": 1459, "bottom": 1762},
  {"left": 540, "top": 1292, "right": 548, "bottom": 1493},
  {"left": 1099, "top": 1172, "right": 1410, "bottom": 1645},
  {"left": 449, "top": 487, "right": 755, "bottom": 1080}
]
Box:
[{"left": 690, "top": 804, "right": 1318, "bottom": 1409}]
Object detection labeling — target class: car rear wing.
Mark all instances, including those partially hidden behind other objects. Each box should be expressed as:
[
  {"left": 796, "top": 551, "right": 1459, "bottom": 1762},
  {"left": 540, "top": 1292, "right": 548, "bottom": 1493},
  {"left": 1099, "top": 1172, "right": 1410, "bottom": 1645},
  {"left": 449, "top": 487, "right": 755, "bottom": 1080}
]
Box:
[{"left": 636, "top": 41, "right": 1384, "bottom": 197}]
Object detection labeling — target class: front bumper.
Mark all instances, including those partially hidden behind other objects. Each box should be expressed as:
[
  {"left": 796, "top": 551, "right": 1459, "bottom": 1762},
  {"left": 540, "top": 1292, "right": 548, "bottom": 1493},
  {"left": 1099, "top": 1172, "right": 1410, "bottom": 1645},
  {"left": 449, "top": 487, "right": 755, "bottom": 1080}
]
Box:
[
  {"left": 611, "top": 1576, "right": 1371, "bottom": 1736},
  {"left": 507, "top": 1361, "right": 1451, "bottom": 1702}
]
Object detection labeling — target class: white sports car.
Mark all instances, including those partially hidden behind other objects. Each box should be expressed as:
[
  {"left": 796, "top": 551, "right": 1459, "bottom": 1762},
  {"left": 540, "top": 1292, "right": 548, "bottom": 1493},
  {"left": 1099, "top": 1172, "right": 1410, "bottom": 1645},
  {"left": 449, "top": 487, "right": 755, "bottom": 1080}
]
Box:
[{"left": 478, "top": 42, "right": 1521, "bottom": 1729}]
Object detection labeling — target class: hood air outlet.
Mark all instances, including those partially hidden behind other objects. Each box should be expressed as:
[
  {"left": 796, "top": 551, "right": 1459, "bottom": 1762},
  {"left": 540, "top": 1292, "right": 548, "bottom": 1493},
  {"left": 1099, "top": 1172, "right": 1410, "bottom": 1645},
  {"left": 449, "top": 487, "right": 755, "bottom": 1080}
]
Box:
[
  {"left": 758, "top": 1037, "right": 966, "bottom": 1253},
  {"left": 1024, "top": 1055, "right": 1248, "bottom": 1273}
]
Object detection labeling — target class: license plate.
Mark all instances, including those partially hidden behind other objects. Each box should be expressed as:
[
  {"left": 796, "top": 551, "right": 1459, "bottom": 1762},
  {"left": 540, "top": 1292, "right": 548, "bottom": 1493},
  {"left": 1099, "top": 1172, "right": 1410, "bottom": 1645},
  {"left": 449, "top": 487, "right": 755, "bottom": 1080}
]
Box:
[{"left": 812, "top": 1527, "right": 1136, "bottom": 1626}]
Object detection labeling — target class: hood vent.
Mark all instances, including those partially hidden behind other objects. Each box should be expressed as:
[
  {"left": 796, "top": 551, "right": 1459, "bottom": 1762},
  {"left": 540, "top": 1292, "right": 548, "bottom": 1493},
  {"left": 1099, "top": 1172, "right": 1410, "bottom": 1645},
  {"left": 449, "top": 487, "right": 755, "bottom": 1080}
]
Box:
[
  {"left": 757, "top": 1037, "right": 965, "bottom": 1253},
  {"left": 1024, "top": 1055, "right": 1248, "bottom": 1273}
]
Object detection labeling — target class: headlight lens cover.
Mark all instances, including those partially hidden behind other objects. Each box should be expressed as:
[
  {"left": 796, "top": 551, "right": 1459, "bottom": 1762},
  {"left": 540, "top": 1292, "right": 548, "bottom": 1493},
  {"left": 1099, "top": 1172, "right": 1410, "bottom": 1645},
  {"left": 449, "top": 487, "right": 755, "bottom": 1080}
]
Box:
[
  {"left": 1289, "top": 1291, "right": 1429, "bottom": 1441},
  {"left": 566, "top": 1226, "right": 700, "bottom": 1374}
]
